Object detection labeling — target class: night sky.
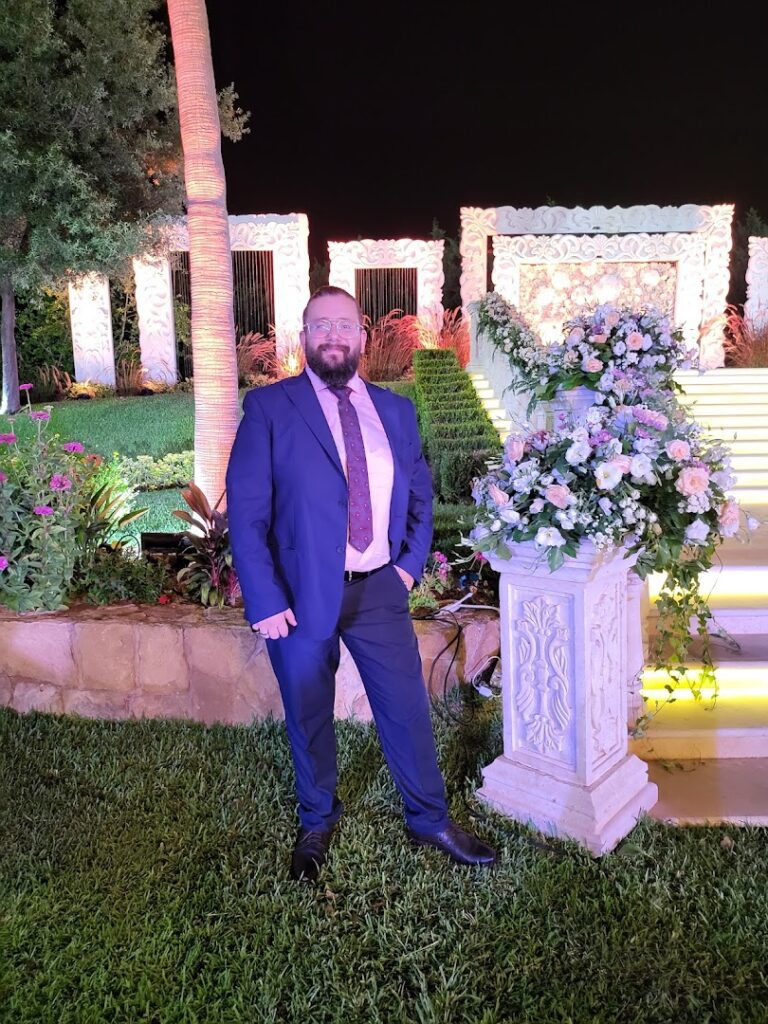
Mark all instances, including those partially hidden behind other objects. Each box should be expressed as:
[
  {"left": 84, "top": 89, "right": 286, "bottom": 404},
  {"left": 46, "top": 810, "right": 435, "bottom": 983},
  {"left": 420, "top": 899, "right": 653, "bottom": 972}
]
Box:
[{"left": 208, "top": 1, "right": 768, "bottom": 265}]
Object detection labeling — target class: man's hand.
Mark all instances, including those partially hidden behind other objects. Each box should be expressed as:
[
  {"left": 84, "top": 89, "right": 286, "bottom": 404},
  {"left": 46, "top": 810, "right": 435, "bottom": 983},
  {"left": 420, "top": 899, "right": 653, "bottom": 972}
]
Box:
[
  {"left": 394, "top": 565, "right": 415, "bottom": 591},
  {"left": 252, "top": 608, "right": 297, "bottom": 640}
]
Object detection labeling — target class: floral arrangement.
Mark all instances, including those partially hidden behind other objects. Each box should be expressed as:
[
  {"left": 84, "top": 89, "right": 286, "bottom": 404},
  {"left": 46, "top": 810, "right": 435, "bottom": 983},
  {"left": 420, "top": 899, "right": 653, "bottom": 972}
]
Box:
[
  {"left": 475, "top": 292, "right": 544, "bottom": 410},
  {"left": 468, "top": 363, "right": 757, "bottom": 701},
  {"left": 476, "top": 292, "right": 698, "bottom": 412}
]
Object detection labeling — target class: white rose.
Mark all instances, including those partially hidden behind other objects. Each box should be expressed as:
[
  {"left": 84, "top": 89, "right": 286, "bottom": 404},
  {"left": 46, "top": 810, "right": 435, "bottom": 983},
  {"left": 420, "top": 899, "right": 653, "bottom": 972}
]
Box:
[
  {"left": 630, "top": 454, "right": 654, "bottom": 482},
  {"left": 490, "top": 519, "right": 503, "bottom": 532},
  {"left": 595, "top": 462, "right": 623, "bottom": 490},
  {"left": 566, "top": 440, "right": 591, "bottom": 465},
  {"left": 535, "top": 526, "right": 566, "bottom": 547},
  {"left": 500, "top": 507, "right": 521, "bottom": 526}
]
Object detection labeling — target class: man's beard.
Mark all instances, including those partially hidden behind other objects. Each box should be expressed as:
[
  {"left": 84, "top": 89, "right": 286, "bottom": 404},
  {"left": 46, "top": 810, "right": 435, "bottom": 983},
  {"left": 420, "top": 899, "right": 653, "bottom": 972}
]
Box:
[{"left": 305, "top": 344, "right": 360, "bottom": 387}]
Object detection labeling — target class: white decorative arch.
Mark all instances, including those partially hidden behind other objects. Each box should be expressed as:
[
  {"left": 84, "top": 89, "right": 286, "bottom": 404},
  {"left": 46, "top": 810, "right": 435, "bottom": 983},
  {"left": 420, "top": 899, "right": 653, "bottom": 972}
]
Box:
[
  {"left": 460, "top": 204, "right": 734, "bottom": 367},
  {"left": 491, "top": 232, "right": 707, "bottom": 347},
  {"left": 745, "top": 236, "right": 768, "bottom": 332},
  {"left": 327, "top": 238, "right": 444, "bottom": 319}
]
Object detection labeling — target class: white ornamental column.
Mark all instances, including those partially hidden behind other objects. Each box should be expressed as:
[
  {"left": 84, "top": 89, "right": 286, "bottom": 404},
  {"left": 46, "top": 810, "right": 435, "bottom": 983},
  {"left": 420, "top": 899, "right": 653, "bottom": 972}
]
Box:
[
  {"left": 626, "top": 573, "right": 649, "bottom": 727},
  {"left": 67, "top": 273, "right": 116, "bottom": 386},
  {"left": 477, "top": 542, "right": 657, "bottom": 855},
  {"left": 133, "top": 256, "right": 178, "bottom": 383}
]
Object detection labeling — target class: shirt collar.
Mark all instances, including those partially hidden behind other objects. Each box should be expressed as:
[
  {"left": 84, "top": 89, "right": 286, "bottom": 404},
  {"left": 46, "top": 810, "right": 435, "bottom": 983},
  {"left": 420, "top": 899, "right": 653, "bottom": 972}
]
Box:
[{"left": 305, "top": 364, "right": 365, "bottom": 396}]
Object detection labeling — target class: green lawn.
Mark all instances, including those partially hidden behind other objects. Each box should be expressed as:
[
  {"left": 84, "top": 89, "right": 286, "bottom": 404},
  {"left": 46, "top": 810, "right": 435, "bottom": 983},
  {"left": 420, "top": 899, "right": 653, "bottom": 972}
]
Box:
[
  {"left": 1, "top": 392, "right": 197, "bottom": 458},
  {"left": 2, "top": 705, "right": 766, "bottom": 1023}
]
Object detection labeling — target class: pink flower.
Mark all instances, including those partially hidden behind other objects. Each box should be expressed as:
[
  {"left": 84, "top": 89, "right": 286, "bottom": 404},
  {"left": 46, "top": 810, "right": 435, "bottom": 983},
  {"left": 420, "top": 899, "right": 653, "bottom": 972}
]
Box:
[
  {"left": 33, "top": 505, "right": 54, "bottom": 516},
  {"left": 676, "top": 466, "right": 710, "bottom": 496},
  {"left": 49, "top": 474, "right": 72, "bottom": 491},
  {"left": 488, "top": 482, "right": 510, "bottom": 507},
  {"left": 433, "top": 550, "right": 448, "bottom": 564},
  {"left": 665, "top": 439, "right": 691, "bottom": 462},
  {"left": 718, "top": 499, "right": 740, "bottom": 537},
  {"left": 591, "top": 334, "right": 608, "bottom": 345},
  {"left": 626, "top": 332, "right": 644, "bottom": 351},
  {"left": 545, "top": 483, "right": 572, "bottom": 509},
  {"left": 583, "top": 357, "right": 603, "bottom": 373},
  {"left": 505, "top": 435, "right": 525, "bottom": 463},
  {"left": 19, "top": 383, "right": 33, "bottom": 391},
  {"left": 610, "top": 454, "right": 632, "bottom": 474},
  {"left": 158, "top": 594, "right": 171, "bottom": 605},
  {"left": 62, "top": 441, "right": 85, "bottom": 454},
  {"left": 634, "top": 406, "right": 669, "bottom": 431},
  {"left": 0, "top": 555, "right": 8, "bottom": 571},
  {"left": 604, "top": 311, "right": 620, "bottom": 329},
  {"left": 0, "top": 471, "right": 6, "bottom": 484},
  {"left": 0, "top": 434, "right": 16, "bottom": 444},
  {"left": 29, "top": 411, "right": 50, "bottom": 421},
  {"left": 566, "top": 327, "right": 585, "bottom": 345}
]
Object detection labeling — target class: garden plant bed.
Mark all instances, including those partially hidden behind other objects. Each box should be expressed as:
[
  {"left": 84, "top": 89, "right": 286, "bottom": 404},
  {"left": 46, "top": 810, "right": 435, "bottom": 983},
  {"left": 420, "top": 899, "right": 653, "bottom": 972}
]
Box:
[{"left": 0, "top": 602, "right": 499, "bottom": 725}]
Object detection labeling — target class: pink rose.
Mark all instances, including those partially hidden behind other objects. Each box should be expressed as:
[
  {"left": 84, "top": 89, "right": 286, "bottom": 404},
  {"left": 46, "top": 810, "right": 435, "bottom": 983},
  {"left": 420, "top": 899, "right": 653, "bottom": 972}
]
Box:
[
  {"left": 665, "top": 439, "right": 691, "bottom": 462},
  {"left": 584, "top": 357, "right": 603, "bottom": 373},
  {"left": 675, "top": 466, "right": 710, "bottom": 496},
  {"left": 626, "top": 332, "right": 644, "bottom": 351},
  {"left": 488, "top": 482, "right": 510, "bottom": 507},
  {"left": 604, "top": 311, "right": 620, "bottom": 329},
  {"left": 610, "top": 454, "right": 632, "bottom": 474},
  {"left": 545, "top": 483, "right": 572, "bottom": 509},
  {"left": 505, "top": 435, "right": 525, "bottom": 462},
  {"left": 591, "top": 334, "right": 608, "bottom": 345},
  {"left": 718, "top": 499, "right": 740, "bottom": 537},
  {"left": 567, "top": 327, "right": 585, "bottom": 345}
]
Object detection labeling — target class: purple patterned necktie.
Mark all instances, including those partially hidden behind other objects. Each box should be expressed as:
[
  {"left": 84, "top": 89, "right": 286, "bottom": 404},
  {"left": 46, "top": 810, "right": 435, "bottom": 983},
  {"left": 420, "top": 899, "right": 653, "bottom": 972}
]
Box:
[{"left": 329, "top": 386, "right": 373, "bottom": 552}]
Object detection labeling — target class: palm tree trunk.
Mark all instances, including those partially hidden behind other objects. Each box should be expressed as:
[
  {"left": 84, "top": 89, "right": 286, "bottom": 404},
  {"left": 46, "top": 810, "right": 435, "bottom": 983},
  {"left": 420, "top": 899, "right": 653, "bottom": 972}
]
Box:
[
  {"left": 0, "top": 276, "right": 20, "bottom": 417},
  {"left": 167, "top": 0, "right": 239, "bottom": 507}
]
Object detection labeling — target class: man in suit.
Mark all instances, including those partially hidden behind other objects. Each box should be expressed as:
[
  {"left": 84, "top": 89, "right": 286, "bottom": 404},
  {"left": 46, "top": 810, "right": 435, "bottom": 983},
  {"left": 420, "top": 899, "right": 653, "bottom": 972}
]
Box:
[{"left": 226, "top": 286, "right": 497, "bottom": 881}]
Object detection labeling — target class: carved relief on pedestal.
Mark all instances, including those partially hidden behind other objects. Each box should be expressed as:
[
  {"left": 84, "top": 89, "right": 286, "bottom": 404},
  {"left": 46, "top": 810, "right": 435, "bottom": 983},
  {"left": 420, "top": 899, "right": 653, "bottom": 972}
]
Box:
[
  {"left": 327, "top": 238, "right": 445, "bottom": 318},
  {"left": 589, "top": 584, "right": 625, "bottom": 766},
  {"left": 513, "top": 595, "right": 571, "bottom": 756},
  {"left": 67, "top": 273, "right": 116, "bottom": 386},
  {"left": 745, "top": 237, "right": 768, "bottom": 332}
]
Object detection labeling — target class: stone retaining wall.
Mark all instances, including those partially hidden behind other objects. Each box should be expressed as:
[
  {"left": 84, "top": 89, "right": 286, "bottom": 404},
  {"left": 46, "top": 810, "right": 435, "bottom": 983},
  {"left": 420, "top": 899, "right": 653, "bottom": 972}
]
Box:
[{"left": 0, "top": 603, "right": 500, "bottom": 725}]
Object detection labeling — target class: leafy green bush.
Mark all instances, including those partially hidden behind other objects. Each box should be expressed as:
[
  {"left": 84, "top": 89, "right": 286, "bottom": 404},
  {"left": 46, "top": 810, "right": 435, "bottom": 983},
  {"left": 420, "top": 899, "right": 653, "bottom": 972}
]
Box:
[
  {"left": 74, "top": 546, "right": 168, "bottom": 605},
  {"left": 432, "top": 501, "right": 473, "bottom": 555},
  {"left": 438, "top": 448, "right": 497, "bottom": 503},
  {"left": 15, "top": 289, "right": 73, "bottom": 384},
  {"left": 116, "top": 451, "right": 193, "bottom": 491}
]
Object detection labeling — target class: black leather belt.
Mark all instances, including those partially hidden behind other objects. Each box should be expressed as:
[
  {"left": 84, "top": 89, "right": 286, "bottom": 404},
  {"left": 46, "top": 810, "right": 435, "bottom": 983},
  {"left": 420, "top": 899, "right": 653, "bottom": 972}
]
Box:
[{"left": 344, "top": 564, "right": 389, "bottom": 583}]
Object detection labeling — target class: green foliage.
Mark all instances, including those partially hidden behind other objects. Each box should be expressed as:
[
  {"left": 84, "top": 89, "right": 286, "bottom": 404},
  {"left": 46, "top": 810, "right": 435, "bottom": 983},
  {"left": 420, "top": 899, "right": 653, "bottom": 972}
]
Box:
[
  {"left": 376, "top": 380, "right": 417, "bottom": 402},
  {"left": 413, "top": 349, "right": 501, "bottom": 502},
  {"left": 3, "top": 708, "right": 768, "bottom": 1023},
  {"left": 14, "top": 289, "right": 73, "bottom": 383},
  {"left": 432, "top": 502, "right": 473, "bottom": 555},
  {"left": 74, "top": 546, "right": 167, "bottom": 605},
  {"left": 116, "top": 451, "right": 193, "bottom": 491},
  {"left": 173, "top": 482, "right": 240, "bottom": 608}
]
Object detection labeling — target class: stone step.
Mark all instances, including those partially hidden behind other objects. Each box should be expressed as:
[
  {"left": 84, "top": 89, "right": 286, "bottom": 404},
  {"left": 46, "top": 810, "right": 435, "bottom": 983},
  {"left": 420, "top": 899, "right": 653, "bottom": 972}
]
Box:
[
  {"left": 646, "top": 758, "right": 768, "bottom": 824},
  {"left": 630, "top": 695, "right": 768, "bottom": 760}
]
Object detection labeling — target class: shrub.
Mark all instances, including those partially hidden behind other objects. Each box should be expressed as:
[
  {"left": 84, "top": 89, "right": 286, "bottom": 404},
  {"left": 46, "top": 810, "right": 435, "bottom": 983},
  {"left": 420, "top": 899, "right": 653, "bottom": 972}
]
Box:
[
  {"left": 15, "top": 288, "right": 73, "bottom": 383},
  {"left": 174, "top": 482, "right": 240, "bottom": 608},
  {"left": 432, "top": 502, "right": 474, "bottom": 555},
  {"left": 68, "top": 380, "right": 116, "bottom": 401},
  {"left": 30, "top": 364, "right": 72, "bottom": 403},
  {"left": 116, "top": 451, "right": 193, "bottom": 491},
  {"left": 438, "top": 448, "right": 497, "bottom": 503},
  {"left": 74, "top": 546, "right": 168, "bottom": 605}
]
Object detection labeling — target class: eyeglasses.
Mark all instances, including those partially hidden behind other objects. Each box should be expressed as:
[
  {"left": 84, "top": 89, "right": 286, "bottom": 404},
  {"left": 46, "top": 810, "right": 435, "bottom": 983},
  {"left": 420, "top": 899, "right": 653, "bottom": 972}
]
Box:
[{"left": 303, "top": 318, "right": 362, "bottom": 337}]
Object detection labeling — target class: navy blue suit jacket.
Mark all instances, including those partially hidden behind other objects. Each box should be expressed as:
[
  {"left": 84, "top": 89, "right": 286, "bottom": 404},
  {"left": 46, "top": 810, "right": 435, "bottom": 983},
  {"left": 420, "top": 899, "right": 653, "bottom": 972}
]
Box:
[{"left": 226, "top": 371, "right": 433, "bottom": 639}]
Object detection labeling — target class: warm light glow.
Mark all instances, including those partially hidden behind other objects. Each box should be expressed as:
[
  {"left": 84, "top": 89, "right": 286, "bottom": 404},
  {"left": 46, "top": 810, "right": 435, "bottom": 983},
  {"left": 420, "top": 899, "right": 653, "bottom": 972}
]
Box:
[
  {"left": 641, "top": 666, "right": 768, "bottom": 701},
  {"left": 648, "top": 567, "right": 768, "bottom": 603}
]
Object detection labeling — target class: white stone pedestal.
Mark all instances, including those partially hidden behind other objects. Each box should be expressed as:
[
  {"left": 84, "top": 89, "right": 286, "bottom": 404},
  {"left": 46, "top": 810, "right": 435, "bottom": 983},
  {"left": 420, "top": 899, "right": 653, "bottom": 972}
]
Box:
[{"left": 477, "top": 542, "right": 657, "bottom": 855}]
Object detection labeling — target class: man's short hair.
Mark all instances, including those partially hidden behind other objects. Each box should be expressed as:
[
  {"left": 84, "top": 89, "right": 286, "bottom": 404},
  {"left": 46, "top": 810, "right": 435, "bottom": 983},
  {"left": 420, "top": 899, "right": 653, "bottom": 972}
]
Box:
[{"left": 302, "top": 286, "right": 363, "bottom": 325}]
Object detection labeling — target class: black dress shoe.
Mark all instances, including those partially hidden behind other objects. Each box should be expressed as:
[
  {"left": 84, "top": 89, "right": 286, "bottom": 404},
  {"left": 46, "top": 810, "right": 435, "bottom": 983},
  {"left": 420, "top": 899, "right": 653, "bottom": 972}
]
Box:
[
  {"left": 406, "top": 821, "right": 498, "bottom": 867},
  {"left": 290, "top": 828, "right": 333, "bottom": 882}
]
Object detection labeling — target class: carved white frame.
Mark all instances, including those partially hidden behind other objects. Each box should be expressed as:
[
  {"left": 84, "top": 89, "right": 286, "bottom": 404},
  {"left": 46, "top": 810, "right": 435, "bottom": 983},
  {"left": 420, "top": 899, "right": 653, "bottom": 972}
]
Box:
[
  {"left": 327, "top": 238, "right": 445, "bottom": 319},
  {"left": 491, "top": 232, "right": 707, "bottom": 347},
  {"left": 745, "top": 236, "right": 768, "bottom": 332},
  {"left": 460, "top": 204, "right": 734, "bottom": 367},
  {"left": 162, "top": 213, "right": 311, "bottom": 354}
]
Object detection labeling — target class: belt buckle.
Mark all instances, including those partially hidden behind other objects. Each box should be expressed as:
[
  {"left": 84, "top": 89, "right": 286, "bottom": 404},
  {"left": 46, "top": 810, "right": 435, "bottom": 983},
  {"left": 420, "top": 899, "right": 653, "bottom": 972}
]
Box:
[{"left": 344, "top": 569, "right": 354, "bottom": 583}]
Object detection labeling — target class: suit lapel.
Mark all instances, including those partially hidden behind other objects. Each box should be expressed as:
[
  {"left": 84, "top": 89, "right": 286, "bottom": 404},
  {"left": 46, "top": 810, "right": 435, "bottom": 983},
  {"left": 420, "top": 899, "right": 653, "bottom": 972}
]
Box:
[{"left": 283, "top": 371, "right": 345, "bottom": 478}]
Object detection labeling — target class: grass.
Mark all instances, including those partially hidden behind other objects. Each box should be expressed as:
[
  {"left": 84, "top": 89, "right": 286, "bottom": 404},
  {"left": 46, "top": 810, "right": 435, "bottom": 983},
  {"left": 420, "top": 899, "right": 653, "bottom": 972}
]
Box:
[{"left": 2, "top": 705, "right": 768, "bottom": 1023}]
